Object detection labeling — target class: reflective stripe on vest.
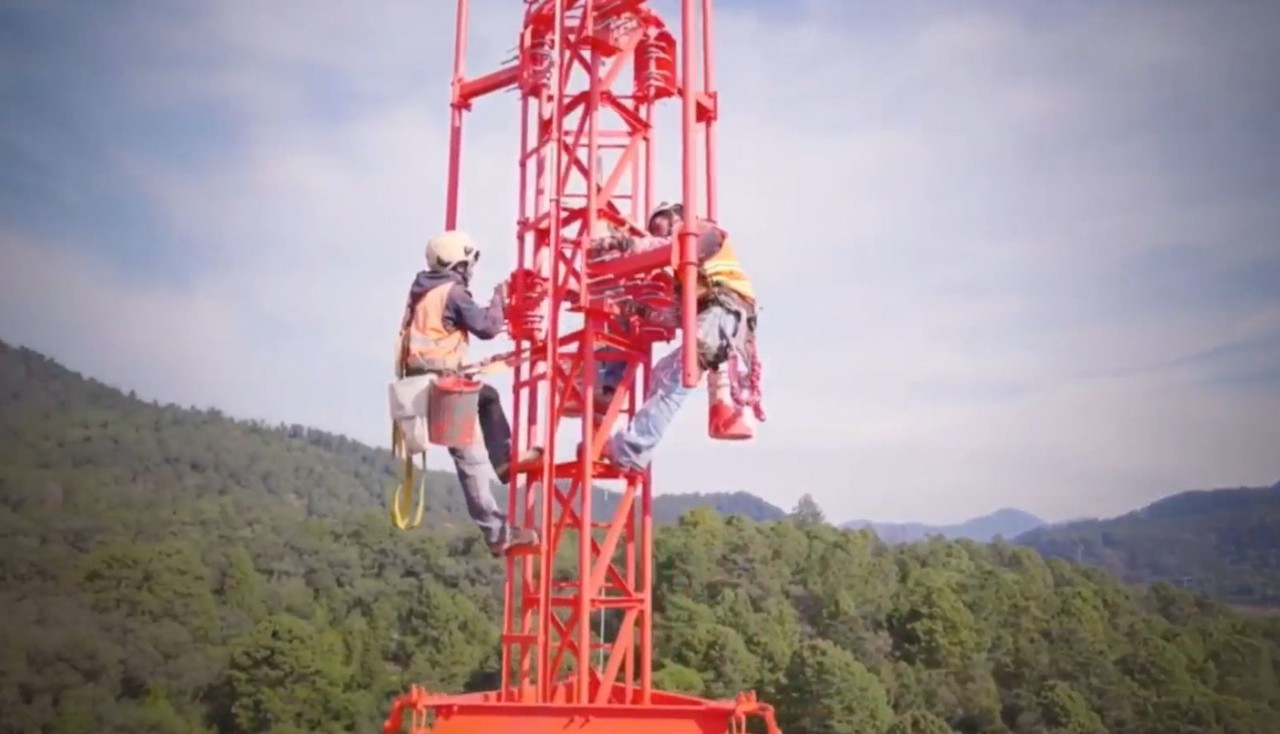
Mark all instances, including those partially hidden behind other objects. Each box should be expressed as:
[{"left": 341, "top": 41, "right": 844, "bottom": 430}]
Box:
[
  {"left": 406, "top": 283, "right": 469, "bottom": 371},
  {"left": 698, "top": 237, "right": 755, "bottom": 302}
]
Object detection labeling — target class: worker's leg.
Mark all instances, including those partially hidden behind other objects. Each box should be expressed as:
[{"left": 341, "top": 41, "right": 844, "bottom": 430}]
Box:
[
  {"left": 604, "top": 345, "right": 693, "bottom": 471},
  {"left": 591, "top": 351, "right": 628, "bottom": 418},
  {"left": 447, "top": 439, "right": 537, "bottom": 555},
  {"left": 477, "top": 382, "right": 544, "bottom": 483},
  {"left": 568, "top": 350, "right": 628, "bottom": 420},
  {"left": 477, "top": 383, "right": 511, "bottom": 472},
  {"left": 447, "top": 440, "right": 506, "bottom": 546},
  {"left": 607, "top": 303, "right": 737, "bottom": 470}
]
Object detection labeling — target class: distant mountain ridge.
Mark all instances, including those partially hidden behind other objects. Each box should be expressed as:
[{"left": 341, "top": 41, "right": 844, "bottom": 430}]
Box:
[
  {"left": 1016, "top": 480, "right": 1280, "bottom": 604},
  {"left": 632, "top": 490, "right": 787, "bottom": 524},
  {"left": 841, "top": 507, "right": 1046, "bottom": 544}
]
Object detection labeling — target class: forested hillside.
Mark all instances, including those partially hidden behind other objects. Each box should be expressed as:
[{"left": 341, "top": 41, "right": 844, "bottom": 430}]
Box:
[
  {"left": 3, "top": 340, "right": 1280, "bottom": 733},
  {"left": 0, "top": 341, "right": 784, "bottom": 526},
  {"left": 1018, "top": 483, "right": 1280, "bottom": 606}
]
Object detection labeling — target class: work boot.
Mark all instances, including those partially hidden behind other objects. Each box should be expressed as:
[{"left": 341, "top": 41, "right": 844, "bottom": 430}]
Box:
[
  {"left": 707, "top": 369, "right": 754, "bottom": 440},
  {"left": 708, "top": 400, "right": 754, "bottom": 440},
  {"left": 496, "top": 447, "right": 545, "bottom": 484},
  {"left": 490, "top": 527, "right": 540, "bottom": 558}
]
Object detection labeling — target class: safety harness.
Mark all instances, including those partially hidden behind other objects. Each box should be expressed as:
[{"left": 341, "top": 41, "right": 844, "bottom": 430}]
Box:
[
  {"left": 726, "top": 320, "right": 767, "bottom": 423},
  {"left": 701, "top": 288, "right": 766, "bottom": 423},
  {"left": 389, "top": 280, "right": 475, "bottom": 530}
]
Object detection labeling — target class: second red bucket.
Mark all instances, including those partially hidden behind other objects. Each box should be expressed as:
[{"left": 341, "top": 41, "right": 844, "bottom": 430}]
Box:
[{"left": 427, "top": 375, "right": 483, "bottom": 447}]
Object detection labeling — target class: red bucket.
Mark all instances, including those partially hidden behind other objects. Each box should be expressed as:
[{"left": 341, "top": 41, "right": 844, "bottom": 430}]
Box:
[{"left": 427, "top": 375, "right": 482, "bottom": 447}]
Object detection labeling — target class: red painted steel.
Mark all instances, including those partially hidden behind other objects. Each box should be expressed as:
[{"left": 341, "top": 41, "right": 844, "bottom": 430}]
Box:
[{"left": 383, "top": 1, "right": 777, "bottom": 732}]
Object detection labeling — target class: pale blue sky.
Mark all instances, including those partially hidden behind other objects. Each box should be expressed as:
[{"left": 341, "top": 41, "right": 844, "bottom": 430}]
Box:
[{"left": 2, "top": 0, "right": 1278, "bottom": 524}]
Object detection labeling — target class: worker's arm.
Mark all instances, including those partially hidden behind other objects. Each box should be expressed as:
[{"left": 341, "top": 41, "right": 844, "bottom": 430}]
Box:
[
  {"left": 444, "top": 283, "right": 506, "bottom": 340},
  {"left": 592, "top": 219, "right": 725, "bottom": 261},
  {"left": 691, "top": 219, "right": 725, "bottom": 262}
]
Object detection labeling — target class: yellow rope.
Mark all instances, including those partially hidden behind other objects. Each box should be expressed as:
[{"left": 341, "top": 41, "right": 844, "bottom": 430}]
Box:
[
  {"left": 389, "top": 419, "right": 426, "bottom": 530},
  {"left": 389, "top": 331, "right": 426, "bottom": 530}
]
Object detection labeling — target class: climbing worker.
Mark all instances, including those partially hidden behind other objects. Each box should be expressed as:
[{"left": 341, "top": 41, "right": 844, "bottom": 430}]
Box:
[
  {"left": 586, "top": 202, "right": 764, "bottom": 471},
  {"left": 396, "top": 229, "right": 542, "bottom": 556}
]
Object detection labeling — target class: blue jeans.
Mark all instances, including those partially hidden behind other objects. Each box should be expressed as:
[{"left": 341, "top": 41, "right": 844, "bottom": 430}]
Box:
[{"left": 608, "top": 298, "right": 752, "bottom": 470}]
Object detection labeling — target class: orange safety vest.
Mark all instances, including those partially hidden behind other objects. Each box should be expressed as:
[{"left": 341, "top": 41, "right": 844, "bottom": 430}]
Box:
[
  {"left": 401, "top": 283, "right": 469, "bottom": 371},
  {"left": 697, "top": 236, "right": 756, "bottom": 304}
]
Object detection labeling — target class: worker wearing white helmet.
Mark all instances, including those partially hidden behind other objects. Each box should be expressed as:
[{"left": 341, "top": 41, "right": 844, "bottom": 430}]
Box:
[
  {"left": 397, "top": 229, "right": 540, "bottom": 557},
  {"left": 587, "top": 202, "right": 762, "bottom": 470}
]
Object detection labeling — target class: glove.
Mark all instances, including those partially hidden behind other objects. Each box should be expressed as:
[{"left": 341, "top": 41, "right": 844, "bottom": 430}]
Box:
[
  {"left": 490, "top": 280, "right": 507, "bottom": 308},
  {"left": 588, "top": 234, "right": 634, "bottom": 258}
]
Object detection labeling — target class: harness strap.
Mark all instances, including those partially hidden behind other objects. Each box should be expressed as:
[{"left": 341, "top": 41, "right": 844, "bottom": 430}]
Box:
[
  {"left": 407, "top": 332, "right": 448, "bottom": 351},
  {"left": 725, "top": 311, "right": 766, "bottom": 423},
  {"left": 390, "top": 335, "right": 426, "bottom": 531}
]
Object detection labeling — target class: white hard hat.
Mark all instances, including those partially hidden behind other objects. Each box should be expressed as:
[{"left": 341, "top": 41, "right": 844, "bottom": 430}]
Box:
[
  {"left": 649, "top": 201, "right": 683, "bottom": 221},
  {"left": 425, "top": 230, "right": 480, "bottom": 272},
  {"left": 647, "top": 201, "right": 683, "bottom": 235}
]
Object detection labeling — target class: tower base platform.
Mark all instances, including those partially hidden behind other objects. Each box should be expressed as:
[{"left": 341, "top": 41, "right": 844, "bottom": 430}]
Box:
[{"left": 383, "top": 679, "right": 779, "bottom": 734}]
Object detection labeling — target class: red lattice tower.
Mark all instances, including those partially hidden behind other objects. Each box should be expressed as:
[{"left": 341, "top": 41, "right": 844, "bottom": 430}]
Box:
[{"left": 384, "top": 1, "right": 777, "bottom": 733}]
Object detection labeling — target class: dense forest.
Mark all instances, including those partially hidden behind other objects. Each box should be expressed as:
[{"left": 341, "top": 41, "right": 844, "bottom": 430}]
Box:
[
  {"left": 3, "top": 340, "right": 1280, "bottom": 733},
  {"left": 1018, "top": 483, "right": 1280, "bottom": 606}
]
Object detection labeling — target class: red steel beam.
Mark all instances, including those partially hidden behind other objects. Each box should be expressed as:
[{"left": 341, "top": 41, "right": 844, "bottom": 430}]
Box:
[
  {"left": 677, "top": 0, "right": 700, "bottom": 389},
  {"left": 587, "top": 242, "right": 673, "bottom": 282},
  {"left": 457, "top": 64, "right": 520, "bottom": 104}
]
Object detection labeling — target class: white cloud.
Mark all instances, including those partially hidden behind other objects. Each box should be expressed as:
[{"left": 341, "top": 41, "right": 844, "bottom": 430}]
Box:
[
  {"left": 0, "top": 232, "right": 254, "bottom": 406},
  {"left": 3, "top": 0, "right": 1279, "bottom": 525}
]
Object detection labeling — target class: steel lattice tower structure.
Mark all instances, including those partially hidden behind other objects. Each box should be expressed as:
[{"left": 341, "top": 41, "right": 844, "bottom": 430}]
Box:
[{"left": 384, "top": 1, "right": 776, "bottom": 732}]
